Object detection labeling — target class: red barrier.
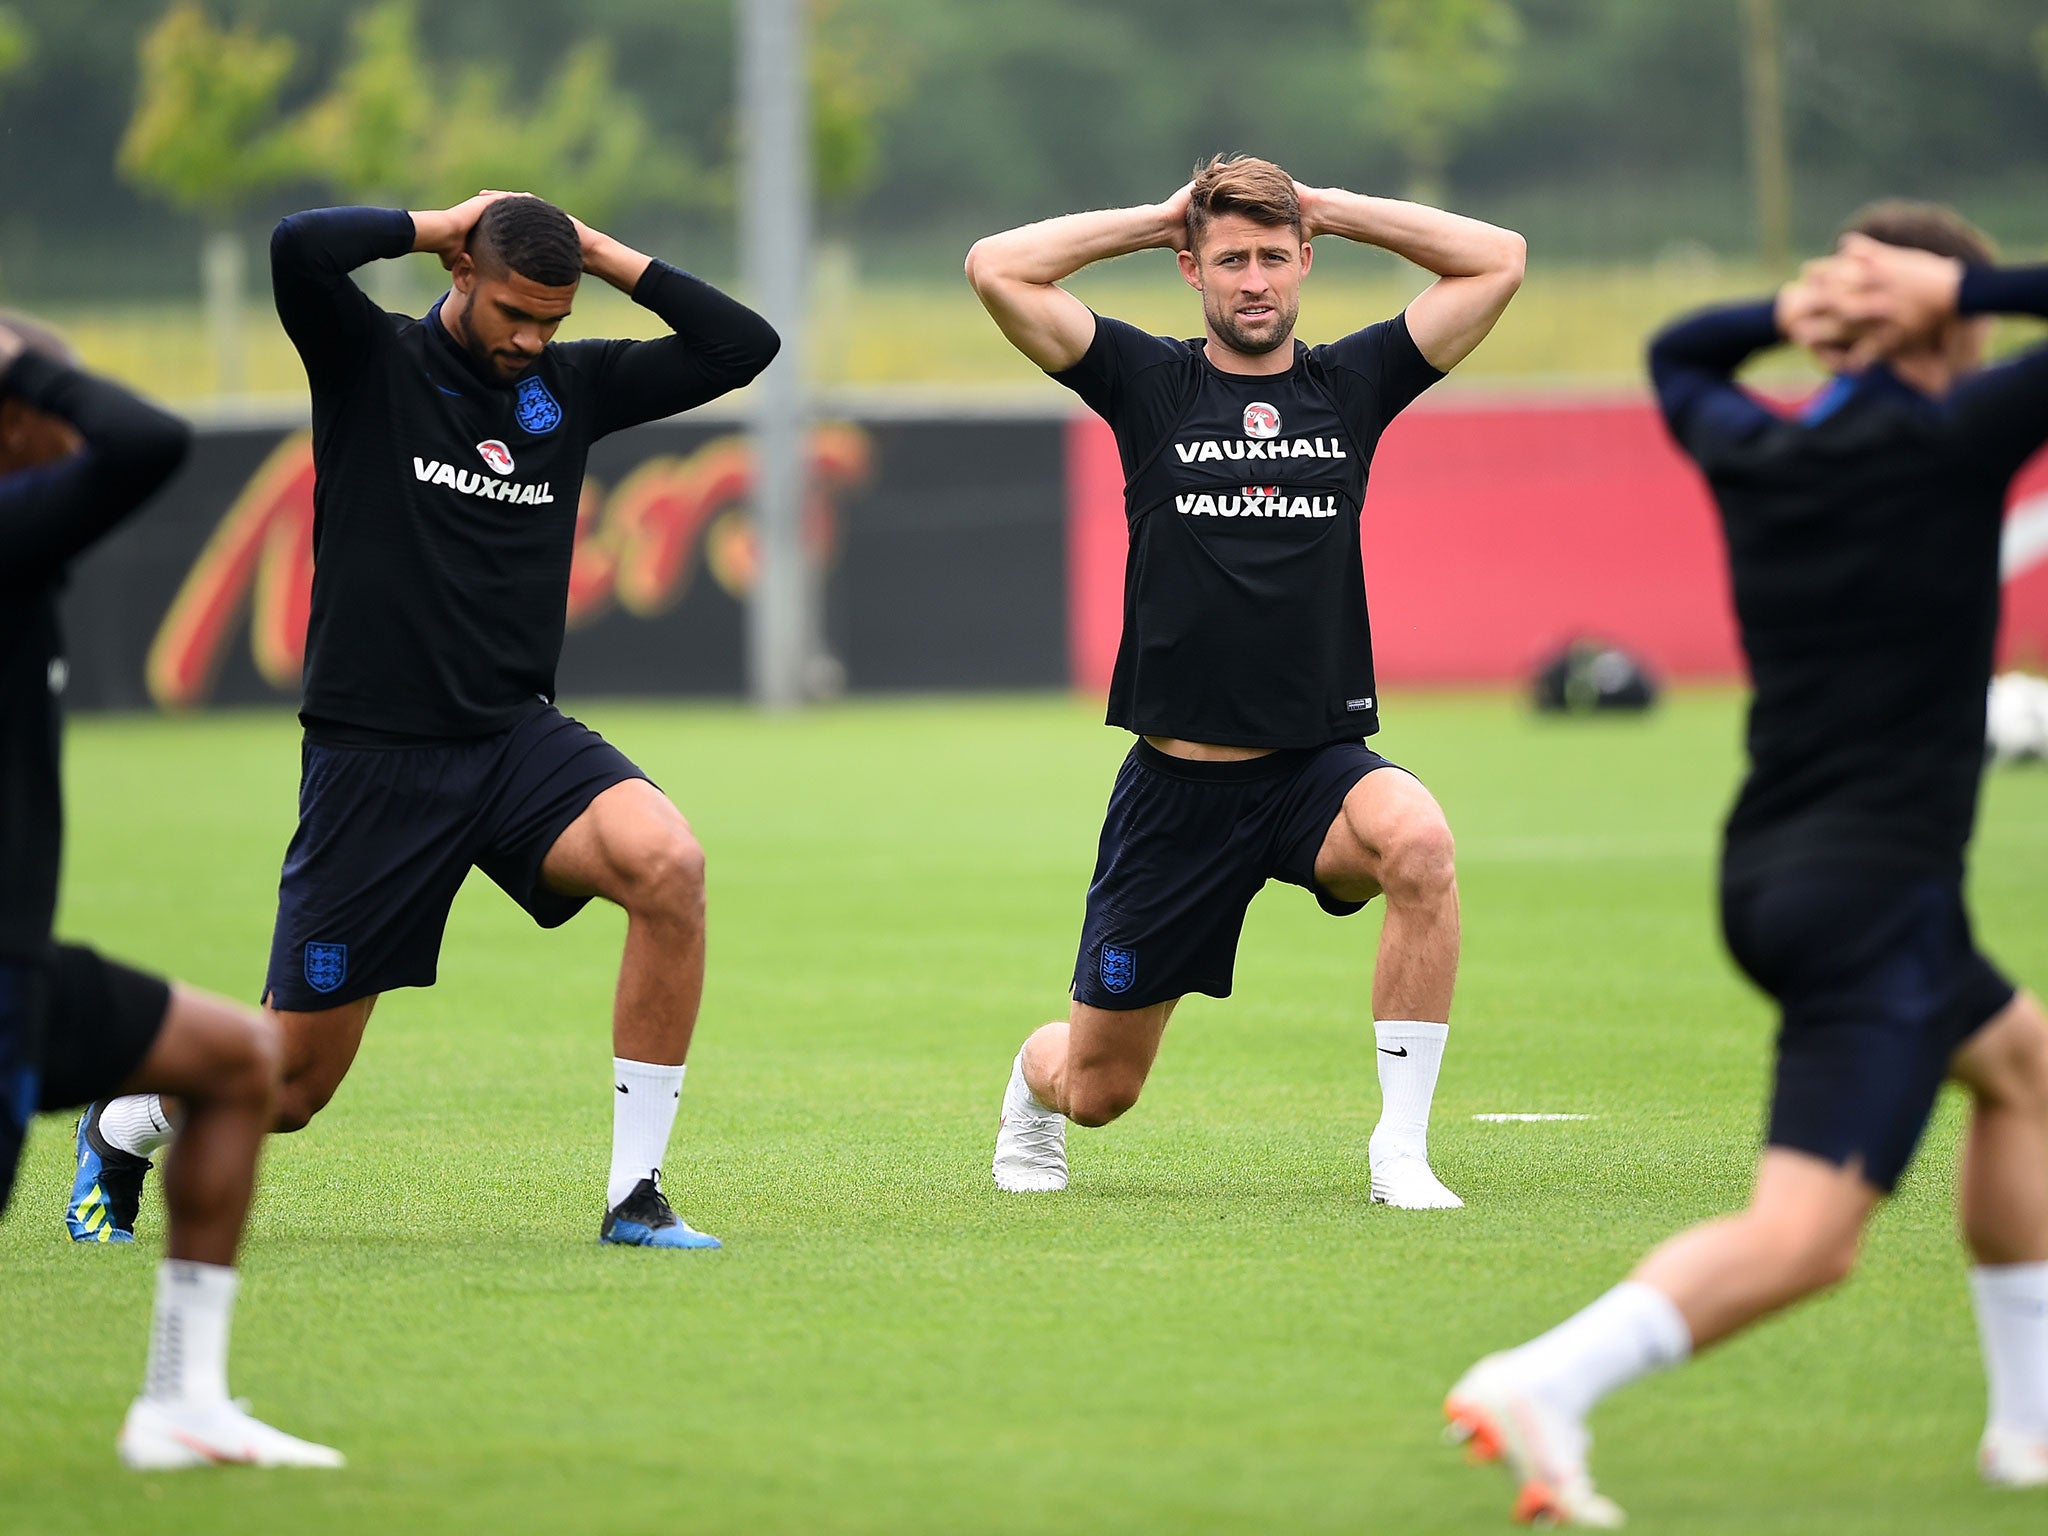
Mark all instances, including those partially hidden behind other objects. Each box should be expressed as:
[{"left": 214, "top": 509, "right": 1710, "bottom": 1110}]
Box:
[{"left": 1066, "top": 397, "right": 2048, "bottom": 688}]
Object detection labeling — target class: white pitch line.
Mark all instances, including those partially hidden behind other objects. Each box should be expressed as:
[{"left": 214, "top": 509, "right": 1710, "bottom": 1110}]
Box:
[{"left": 1471, "top": 1113, "right": 1598, "bottom": 1122}]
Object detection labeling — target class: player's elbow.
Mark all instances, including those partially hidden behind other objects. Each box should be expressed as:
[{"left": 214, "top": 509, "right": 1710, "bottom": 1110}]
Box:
[
  {"left": 739, "top": 317, "right": 782, "bottom": 381},
  {"left": 1495, "top": 230, "right": 1527, "bottom": 292},
  {"left": 963, "top": 238, "right": 1006, "bottom": 298},
  {"left": 134, "top": 410, "right": 193, "bottom": 487}
]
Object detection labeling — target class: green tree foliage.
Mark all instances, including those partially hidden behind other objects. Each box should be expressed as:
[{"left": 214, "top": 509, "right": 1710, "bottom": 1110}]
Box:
[
  {"left": 117, "top": 1, "right": 304, "bottom": 220},
  {"left": 289, "top": 0, "right": 702, "bottom": 223},
  {"left": 1360, "top": 0, "right": 1522, "bottom": 203},
  {"left": 811, "top": 0, "right": 918, "bottom": 208},
  {"left": 0, "top": 6, "right": 31, "bottom": 82}
]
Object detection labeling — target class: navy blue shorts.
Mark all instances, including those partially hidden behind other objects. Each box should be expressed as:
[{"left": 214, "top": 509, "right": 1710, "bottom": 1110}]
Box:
[
  {"left": 2, "top": 945, "right": 170, "bottom": 1217},
  {"left": 1722, "top": 867, "right": 2016, "bottom": 1192},
  {"left": 264, "top": 705, "right": 648, "bottom": 1011},
  {"left": 1071, "top": 739, "right": 1398, "bottom": 1011}
]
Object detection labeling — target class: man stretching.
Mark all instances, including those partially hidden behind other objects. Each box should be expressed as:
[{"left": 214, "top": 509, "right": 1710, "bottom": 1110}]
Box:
[
  {"left": 1447, "top": 206, "right": 2048, "bottom": 1525},
  {"left": 1, "top": 316, "right": 339, "bottom": 1465},
  {"left": 966, "top": 155, "right": 1523, "bottom": 1206},
  {"left": 71, "top": 192, "right": 778, "bottom": 1249}
]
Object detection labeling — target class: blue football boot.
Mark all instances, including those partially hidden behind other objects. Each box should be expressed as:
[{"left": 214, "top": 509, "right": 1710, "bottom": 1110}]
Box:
[
  {"left": 65, "top": 1103, "right": 149, "bottom": 1244},
  {"left": 600, "top": 1173, "right": 721, "bottom": 1249}
]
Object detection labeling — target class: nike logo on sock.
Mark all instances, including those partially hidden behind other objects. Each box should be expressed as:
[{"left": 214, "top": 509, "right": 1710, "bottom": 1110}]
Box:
[
  {"left": 1379, "top": 1046, "right": 1410, "bottom": 1058},
  {"left": 615, "top": 1083, "right": 629, "bottom": 1093}
]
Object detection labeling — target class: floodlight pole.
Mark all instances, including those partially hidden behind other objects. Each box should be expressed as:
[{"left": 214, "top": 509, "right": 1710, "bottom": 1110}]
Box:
[
  {"left": 1741, "top": 0, "right": 1792, "bottom": 273},
  {"left": 740, "top": 0, "right": 814, "bottom": 709}
]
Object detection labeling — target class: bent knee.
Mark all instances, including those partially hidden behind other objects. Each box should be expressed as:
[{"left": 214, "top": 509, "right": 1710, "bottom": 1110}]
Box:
[
  {"left": 1379, "top": 813, "right": 1457, "bottom": 901},
  {"left": 272, "top": 1077, "right": 333, "bottom": 1134},
  {"left": 1065, "top": 1077, "right": 1143, "bottom": 1128},
  {"left": 619, "top": 827, "right": 707, "bottom": 914}
]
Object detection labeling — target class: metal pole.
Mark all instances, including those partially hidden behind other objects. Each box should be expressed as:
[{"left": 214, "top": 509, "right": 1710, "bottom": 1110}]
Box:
[
  {"left": 1742, "top": 0, "right": 1792, "bottom": 273},
  {"left": 740, "top": 0, "right": 812, "bottom": 709}
]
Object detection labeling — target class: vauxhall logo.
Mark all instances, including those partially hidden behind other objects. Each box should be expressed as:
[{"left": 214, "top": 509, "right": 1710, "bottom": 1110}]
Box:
[{"left": 412, "top": 454, "right": 556, "bottom": 504}]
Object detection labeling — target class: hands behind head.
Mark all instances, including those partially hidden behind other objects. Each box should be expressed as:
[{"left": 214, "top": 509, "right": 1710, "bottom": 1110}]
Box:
[
  {"left": 1158, "top": 182, "right": 1195, "bottom": 249},
  {"left": 424, "top": 189, "right": 532, "bottom": 270},
  {"left": 1777, "top": 234, "right": 1965, "bottom": 370}
]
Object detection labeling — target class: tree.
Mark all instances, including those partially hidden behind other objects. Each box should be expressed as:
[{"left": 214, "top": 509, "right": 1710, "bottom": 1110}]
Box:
[
  {"left": 1359, "top": 0, "right": 1522, "bottom": 205},
  {"left": 292, "top": 0, "right": 701, "bottom": 223},
  {"left": 119, "top": 2, "right": 306, "bottom": 395}
]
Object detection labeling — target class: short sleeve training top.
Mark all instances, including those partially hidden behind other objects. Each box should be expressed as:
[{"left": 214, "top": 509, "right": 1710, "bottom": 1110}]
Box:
[{"left": 1054, "top": 312, "right": 1440, "bottom": 748}]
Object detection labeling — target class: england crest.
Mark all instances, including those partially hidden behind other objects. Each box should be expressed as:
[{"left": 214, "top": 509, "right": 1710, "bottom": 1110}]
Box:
[
  {"left": 304, "top": 942, "right": 348, "bottom": 995},
  {"left": 515, "top": 376, "right": 562, "bottom": 435},
  {"left": 1099, "top": 944, "right": 1137, "bottom": 995}
]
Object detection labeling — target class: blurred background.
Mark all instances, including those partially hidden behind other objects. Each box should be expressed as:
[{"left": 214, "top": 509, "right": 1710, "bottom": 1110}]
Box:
[
  {"left": 9, "top": 0, "right": 2048, "bottom": 713},
  {"left": 5, "top": 0, "right": 2045, "bottom": 397}
]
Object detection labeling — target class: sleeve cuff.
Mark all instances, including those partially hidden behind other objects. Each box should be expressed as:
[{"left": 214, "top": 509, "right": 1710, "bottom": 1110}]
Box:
[
  {"left": 1957, "top": 264, "right": 2048, "bottom": 319},
  {"left": 631, "top": 259, "right": 686, "bottom": 307}
]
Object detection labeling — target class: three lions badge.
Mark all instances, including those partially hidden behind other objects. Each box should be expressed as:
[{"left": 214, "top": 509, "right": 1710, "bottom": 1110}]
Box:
[
  {"left": 304, "top": 942, "right": 348, "bottom": 995},
  {"left": 515, "top": 376, "right": 562, "bottom": 435}
]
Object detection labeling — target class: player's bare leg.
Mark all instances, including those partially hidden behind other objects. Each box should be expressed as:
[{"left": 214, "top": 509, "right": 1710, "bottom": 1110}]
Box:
[
  {"left": 71, "top": 995, "right": 375, "bottom": 1242},
  {"left": 270, "top": 994, "right": 378, "bottom": 1132},
  {"left": 1950, "top": 993, "right": 2048, "bottom": 1485},
  {"left": 541, "top": 777, "right": 718, "bottom": 1248},
  {"left": 112, "top": 985, "right": 342, "bottom": 1469},
  {"left": 1447, "top": 1151, "right": 1872, "bottom": 1526},
  {"left": 994, "top": 1000, "right": 1177, "bottom": 1193},
  {"left": 1315, "top": 767, "right": 1462, "bottom": 1208}
]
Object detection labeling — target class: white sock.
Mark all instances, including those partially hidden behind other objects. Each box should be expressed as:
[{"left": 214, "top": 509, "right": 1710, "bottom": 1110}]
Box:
[
  {"left": 608, "top": 1058, "right": 685, "bottom": 1209},
  {"left": 142, "top": 1259, "right": 238, "bottom": 1406},
  {"left": 1504, "top": 1281, "right": 1693, "bottom": 1423},
  {"left": 1368, "top": 1020, "right": 1449, "bottom": 1162},
  {"left": 100, "top": 1094, "right": 173, "bottom": 1159},
  {"left": 1971, "top": 1262, "right": 2048, "bottom": 1436}
]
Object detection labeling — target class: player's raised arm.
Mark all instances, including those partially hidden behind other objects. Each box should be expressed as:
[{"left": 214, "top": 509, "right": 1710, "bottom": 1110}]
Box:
[
  {"left": 269, "top": 203, "right": 441, "bottom": 381},
  {"left": 964, "top": 188, "right": 1191, "bottom": 373},
  {"left": 1833, "top": 236, "right": 2048, "bottom": 477},
  {"left": 1296, "top": 186, "right": 1524, "bottom": 372},
  {"left": 0, "top": 325, "right": 190, "bottom": 582},
  {"left": 566, "top": 215, "right": 782, "bottom": 437}
]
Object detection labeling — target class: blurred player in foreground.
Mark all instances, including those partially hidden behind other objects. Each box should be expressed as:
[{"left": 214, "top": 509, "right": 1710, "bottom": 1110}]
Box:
[
  {"left": 72, "top": 192, "right": 778, "bottom": 1250},
  {"left": 1448, "top": 205, "right": 2048, "bottom": 1525},
  {"left": 966, "top": 155, "right": 1523, "bottom": 1206},
  {"left": 0, "top": 318, "right": 340, "bottom": 1467}
]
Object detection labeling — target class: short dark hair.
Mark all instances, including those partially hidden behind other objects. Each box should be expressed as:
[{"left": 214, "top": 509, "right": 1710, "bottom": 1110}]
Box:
[
  {"left": 469, "top": 196, "right": 583, "bottom": 287},
  {"left": 1841, "top": 200, "right": 1996, "bottom": 267},
  {"left": 1187, "top": 153, "right": 1301, "bottom": 255},
  {"left": 0, "top": 309, "right": 77, "bottom": 367}
]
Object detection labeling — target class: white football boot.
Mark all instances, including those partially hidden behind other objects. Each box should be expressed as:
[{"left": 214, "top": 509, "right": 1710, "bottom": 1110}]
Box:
[
  {"left": 1980, "top": 1425, "right": 2048, "bottom": 1488},
  {"left": 1444, "top": 1355, "right": 1625, "bottom": 1528},
  {"left": 118, "top": 1396, "right": 345, "bottom": 1470},
  {"left": 1369, "top": 1148, "right": 1464, "bottom": 1210},
  {"left": 992, "top": 1046, "right": 1067, "bottom": 1193}
]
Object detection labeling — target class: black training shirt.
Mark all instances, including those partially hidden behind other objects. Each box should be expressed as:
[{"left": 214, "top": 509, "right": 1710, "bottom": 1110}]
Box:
[
  {"left": 1651, "top": 266, "right": 2048, "bottom": 881},
  {"left": 1053, "top": 312, "right": 1441, "bottom": 748},
  {"left": 272, "top": 207, "right": 780, "bottom": 744},
  {"left": 0, "top": 355, "right": 189, "bottom": 960}
]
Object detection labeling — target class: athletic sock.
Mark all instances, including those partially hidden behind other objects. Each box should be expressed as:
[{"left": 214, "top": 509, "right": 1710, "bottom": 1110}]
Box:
[
  {"left": 1970, "top": 1261, "right": 2048, "bottom": 1436},
  {"left": 1502, "top": 1281, "right": 1693, "bottom": 1423},
  {"left": 101, "top": 1094, "right": 173, "bottom": 1159},
  {"left": 608, "top": 1058, "right": 685, "bottom": 1210},
  {"left": 1368, "top": 1020, "right": 1449, "bottom": 1163},
  {"left": 143, "top": 1259, "right": 237, "bottom": 1406}
]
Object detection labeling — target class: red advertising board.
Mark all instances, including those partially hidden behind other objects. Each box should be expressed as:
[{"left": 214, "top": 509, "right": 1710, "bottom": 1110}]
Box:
[{"left": 1066, "top": 396, "right": 2048, "bottom": 689}]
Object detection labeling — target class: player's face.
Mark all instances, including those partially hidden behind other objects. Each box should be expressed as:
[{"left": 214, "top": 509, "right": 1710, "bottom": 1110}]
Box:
[
  {"left": 449, "top": 258, "right": 579, "bottom": 381},
  {"left": 0, "top": 398, "right": 81, "bottom": 476},
  {"left": 1178, "top": 214, "right": 1310, "bottom": 357}
]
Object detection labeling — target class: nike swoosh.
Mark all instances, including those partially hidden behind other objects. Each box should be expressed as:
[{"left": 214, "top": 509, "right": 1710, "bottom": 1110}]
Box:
[
  {"left": 615, "top": 1083, "right": 629, "bottom": 1093},
  {"left": 1379, "top": 1046, "right": 1409, "bottom": 1058}
]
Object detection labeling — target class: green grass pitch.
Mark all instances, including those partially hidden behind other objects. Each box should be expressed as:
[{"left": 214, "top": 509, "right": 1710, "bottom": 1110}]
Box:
[{"left": 4, "top": 690, "right": 2046, "bottom": 1534}]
